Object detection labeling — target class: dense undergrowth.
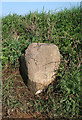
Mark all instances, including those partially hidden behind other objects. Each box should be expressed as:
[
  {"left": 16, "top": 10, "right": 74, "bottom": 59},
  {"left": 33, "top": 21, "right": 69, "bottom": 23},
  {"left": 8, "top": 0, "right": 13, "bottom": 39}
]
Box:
[{"left": 2, "top": 6, "right": 81, "bottom": 118}]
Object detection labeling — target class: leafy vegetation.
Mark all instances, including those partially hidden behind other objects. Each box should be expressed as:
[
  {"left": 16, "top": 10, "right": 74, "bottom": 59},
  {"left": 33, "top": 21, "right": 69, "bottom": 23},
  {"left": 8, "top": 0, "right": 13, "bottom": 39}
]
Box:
[{"left": 2, "top": 6, "right": 81, "bottom": 119}]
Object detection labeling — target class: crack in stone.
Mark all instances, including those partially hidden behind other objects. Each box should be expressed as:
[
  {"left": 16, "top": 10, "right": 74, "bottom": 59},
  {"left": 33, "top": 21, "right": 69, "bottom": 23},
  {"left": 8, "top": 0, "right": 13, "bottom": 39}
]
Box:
[
  {"left": 37, "top": 43, "right": 45, "bottom": 51},
  {"left": 32, "top": 43, "right": 44, "bottom": 51},
  {"left": 42, "top": 61, "right": 60, "bottom": 67},
  {"left": 27, "top": 53, "right": 38, "bottom": 65}
]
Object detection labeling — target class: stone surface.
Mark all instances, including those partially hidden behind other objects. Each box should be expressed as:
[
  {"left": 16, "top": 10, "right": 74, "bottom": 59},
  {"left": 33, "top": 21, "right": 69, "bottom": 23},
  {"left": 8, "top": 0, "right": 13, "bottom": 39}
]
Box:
[{"left": 21, "top": 43, "right": 60, "bottom": 94}]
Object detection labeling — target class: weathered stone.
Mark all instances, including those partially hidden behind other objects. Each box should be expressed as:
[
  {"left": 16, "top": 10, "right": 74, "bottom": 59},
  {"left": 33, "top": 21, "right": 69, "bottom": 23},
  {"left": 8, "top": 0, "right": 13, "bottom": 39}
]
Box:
[{"left": 21, "top": 43, "right": 60, "bottom": 94}]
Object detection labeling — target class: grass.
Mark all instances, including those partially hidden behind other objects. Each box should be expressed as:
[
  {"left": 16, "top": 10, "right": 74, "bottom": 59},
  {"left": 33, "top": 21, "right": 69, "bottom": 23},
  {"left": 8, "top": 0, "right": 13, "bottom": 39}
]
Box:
[{"left": 2, "top": 6, "right": 82, "bottom": 119}]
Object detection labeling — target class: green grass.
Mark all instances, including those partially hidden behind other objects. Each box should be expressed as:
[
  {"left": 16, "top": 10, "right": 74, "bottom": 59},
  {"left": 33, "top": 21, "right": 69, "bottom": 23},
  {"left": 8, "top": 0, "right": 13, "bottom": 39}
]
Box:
[{"left": 2, "top": 6, "right": 81, "bottom": 118}]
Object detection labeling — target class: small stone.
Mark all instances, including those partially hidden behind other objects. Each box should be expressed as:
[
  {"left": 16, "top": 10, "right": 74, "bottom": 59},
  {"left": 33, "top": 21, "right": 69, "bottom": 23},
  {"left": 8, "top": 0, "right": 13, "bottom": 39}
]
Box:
[{"left": 35, "top": 90, "right": 42, "bottom": 95}]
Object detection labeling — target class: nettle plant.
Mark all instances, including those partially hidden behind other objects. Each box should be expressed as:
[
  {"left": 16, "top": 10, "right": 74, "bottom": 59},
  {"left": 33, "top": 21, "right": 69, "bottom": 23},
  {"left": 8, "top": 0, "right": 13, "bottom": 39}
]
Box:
[{"left": 2, "top": 6, "right": 81, "bottom": 117}]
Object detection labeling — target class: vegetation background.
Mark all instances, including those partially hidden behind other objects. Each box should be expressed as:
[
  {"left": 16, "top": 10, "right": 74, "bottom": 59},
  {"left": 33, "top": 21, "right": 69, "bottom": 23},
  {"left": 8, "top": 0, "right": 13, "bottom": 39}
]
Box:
[{"left": 1, "top": 6, "right": 82, "bottom": 119}]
